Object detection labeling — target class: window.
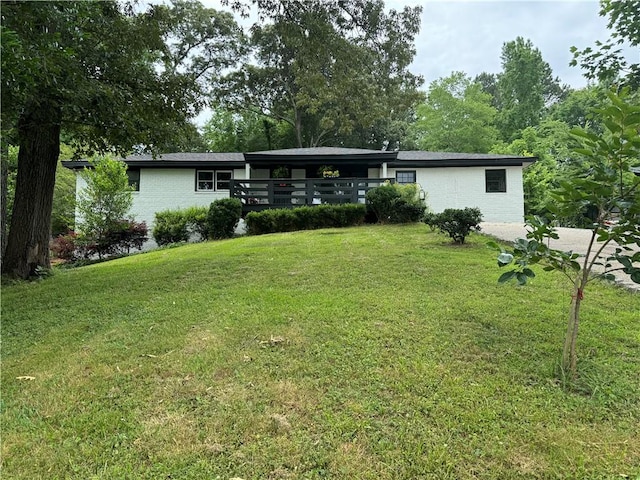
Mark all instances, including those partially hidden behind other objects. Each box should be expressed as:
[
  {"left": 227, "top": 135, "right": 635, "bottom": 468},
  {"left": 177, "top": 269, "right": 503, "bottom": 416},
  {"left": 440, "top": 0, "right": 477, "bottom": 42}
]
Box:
[
  {"left": 127, "top": 169, "right": 140, "bottom": 191},
  {"left": 216, "top": 171, "right": 232, "bottom": 190},
  {"left": 396, "top": 170, "right": 416, "bottom": 185},
  {"left": 196, "top": 170, "right": 233, "bottom": 191},
  {"left": 197, "top": 170, "right": 214, "bottom": 190},
  {"left": 485, "top": 169, "right": 506, "bottom": 193}
]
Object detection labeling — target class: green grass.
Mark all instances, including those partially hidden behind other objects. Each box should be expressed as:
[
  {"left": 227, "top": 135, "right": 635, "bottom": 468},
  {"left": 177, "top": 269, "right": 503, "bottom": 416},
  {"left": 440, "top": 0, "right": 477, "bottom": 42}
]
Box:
[{"left": 2, "top": 224, "right": 639, "bottom": 479}]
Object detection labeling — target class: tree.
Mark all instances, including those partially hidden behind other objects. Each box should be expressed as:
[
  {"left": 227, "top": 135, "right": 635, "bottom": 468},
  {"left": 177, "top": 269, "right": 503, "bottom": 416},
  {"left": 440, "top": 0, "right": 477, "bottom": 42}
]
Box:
[
  {"left": 474, "top": 72, "right": 500, "bottom": 109},
  {"left": 496, "top": 37, "right": 568, "bottom": 140},
  {"left": 413, "top": 72, "right": 499, "bottom": 153},
  {"left": 491, "top": 119, "right": 582, "bottom": 217},
  {"left": 490, "top": 90, "right": 640, "bottom": 380},
  {"left": 76, "top": 156, "right": 134, "bottom": 257},
  {"left": 217, "top": 0, "right": 423, "bottom": 148},
  {"left": 571, "top": 0, "right": 640, "bottom": 88},
  {"left": 1, "top": 0, "right": 243, "bottom": 278},
  {"left": 548, "top": 85, "right": 606, "bottom": 132},
  {"left": 202, "top": 108, "right": 294, "bottom": 152}
]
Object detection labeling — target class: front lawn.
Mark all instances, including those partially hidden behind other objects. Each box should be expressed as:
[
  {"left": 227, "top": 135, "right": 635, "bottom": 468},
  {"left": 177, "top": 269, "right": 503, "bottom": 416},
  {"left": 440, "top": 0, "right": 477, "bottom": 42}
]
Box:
[{"left": 2, "top": 224, "right": 639, "bottom": 479}]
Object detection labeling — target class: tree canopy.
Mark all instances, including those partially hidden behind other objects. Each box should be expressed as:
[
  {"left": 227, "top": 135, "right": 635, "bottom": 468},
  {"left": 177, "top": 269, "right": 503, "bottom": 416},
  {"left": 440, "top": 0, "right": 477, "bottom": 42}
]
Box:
[
  {"left": 413, "top": 72, "right": 499, "bottom": 153},
  {"left": 1, "top": 0, "right": 243, "bottom": 278},
  {"left": 495, "top": 37, "right": 568, "bottom": 141},
  {"left": 215, "top": 0, "right": 424, "bottom": 148}
]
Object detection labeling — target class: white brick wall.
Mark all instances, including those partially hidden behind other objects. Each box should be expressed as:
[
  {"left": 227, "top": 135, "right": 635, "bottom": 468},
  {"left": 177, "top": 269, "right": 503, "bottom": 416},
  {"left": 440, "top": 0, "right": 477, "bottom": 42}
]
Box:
[
  {"left": 388, "top": 166, "right": 525, "bottom": 223},
  {"left": 75, "top": 167, "right": 247, "bottom": 247},
  {"left": 74, "top": 164, "right": 525, "bottom": 246}
]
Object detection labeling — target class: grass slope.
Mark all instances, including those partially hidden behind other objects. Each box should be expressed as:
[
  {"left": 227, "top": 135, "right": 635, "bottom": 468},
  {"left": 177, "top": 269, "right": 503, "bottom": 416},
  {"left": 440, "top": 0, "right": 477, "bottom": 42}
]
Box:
[{"left": 2, "top": 224, "right": 639, "bottom": 479}]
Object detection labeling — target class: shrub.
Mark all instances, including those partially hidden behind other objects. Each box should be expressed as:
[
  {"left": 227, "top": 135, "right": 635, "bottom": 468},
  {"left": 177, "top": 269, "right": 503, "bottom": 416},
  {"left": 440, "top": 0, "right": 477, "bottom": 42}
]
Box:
[
  {"left": 77, "top": 156, "right": 134, "bottom": 251},
  {"left": 50, "top": 231, "right": 79, "bottom": 261},
  {"left": 81, "top": 219, "right": 148, "bottom": 258},
  {"left": 424, "top": 207, "right": 483, "bottom": 244},
  {"left": 245, "top": 204, "right": 366, "bottom": 235},
  {"left": 52, "top": 220, "right": 148, "bottom": 261},
  {"left": 184, "top": 206, "right": 209, "bottom": 241},
  {"left": 207, "top": 198, "right": 243, "bottom": 240},
  {"left": 109, "top": 220, "right": 148, "bottom": 254},
  {"left": 153, "top": 210, "right": 189, "bottom": 245},
  {"left": 366, "top": 183, "right": 426, "bottom": 224}
]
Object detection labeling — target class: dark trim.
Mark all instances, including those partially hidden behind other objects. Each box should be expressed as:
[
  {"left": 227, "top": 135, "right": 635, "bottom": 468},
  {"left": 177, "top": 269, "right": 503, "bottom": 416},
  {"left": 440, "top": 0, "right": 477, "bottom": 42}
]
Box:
[
  {"left": 244, "top": 152, "right": 397, "bottom": 167},
  {"left": 389, "top": 158, "right": 533, "bottom": 168},
  {"left": 62, "top": 149, "right": 536, "bottom": 171},
  {"left": 62, "top": 160, "right": 244, "bottom": 170},
  {"left": 396, "top": 170, "right": 416, "bottom": 184}
]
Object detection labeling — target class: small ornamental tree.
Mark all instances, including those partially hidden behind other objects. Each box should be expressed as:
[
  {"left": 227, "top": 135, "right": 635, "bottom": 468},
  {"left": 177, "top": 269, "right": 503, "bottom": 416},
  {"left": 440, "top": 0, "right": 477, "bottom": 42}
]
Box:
[
  {"left": 489, "top": 90, "right": 640, "bottom": 380},
  {"left": 424, "top": 207, "right": 483, "bottom": 244},
  {"left": 77, "top": 156, "right": 135, "bottom": 258}
]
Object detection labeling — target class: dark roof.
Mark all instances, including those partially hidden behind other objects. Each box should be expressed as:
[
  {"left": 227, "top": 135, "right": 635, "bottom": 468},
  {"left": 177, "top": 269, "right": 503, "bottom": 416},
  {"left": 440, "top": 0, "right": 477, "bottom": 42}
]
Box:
[
  {"left": 245, "top": 147, "right": 397, "bottom": 166},
  {"left": 62, "top": 148, "right": 536, "bottom": 170},
  {"left": 62, "top": 152, "right": 245, "bottom": 169},
  {"left": 392, "top": 151, "right": 537, "bottom": 168},
  {"left": 250, "top": 147, "right": 390, "bottom": 156}
]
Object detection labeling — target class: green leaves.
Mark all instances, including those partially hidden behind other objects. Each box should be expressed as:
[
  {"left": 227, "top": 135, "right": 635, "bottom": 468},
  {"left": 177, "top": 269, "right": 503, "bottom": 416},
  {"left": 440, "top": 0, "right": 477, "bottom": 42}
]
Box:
[
  {"left": 216, "top": 0, "right": 423, "bottom": 147},
  {"left": 413, "top": 72, "right": 499, "bottom": 153},
  {"left": 497, "top": 252, "right": 514, "bottom": 266}
]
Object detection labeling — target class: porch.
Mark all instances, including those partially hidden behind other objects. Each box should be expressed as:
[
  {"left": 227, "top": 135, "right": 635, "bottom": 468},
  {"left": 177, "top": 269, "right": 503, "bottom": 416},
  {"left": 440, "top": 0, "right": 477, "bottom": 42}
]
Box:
[{"left": 230, "top": 178, "right": 392, "bottom": 213}]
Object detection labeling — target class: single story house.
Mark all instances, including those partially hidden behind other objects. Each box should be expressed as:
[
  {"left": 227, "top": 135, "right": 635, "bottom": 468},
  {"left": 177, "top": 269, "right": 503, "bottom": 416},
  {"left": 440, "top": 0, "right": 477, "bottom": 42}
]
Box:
[{"left": 63, "top": 147, "right": 536, "bottom": 236}]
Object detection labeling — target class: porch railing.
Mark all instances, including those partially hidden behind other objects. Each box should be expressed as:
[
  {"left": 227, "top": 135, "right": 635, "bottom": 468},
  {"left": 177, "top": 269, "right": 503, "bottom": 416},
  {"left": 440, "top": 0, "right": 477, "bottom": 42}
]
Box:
[{"left": 230, "top": 178, "right": 393, "bottom": 212}]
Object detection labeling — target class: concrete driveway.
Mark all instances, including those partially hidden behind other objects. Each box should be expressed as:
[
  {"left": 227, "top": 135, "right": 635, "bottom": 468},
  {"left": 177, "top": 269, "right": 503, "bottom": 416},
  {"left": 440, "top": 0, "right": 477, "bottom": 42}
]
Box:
[{"left": 481, "top": 222, "right": 639, "bottom": 292}]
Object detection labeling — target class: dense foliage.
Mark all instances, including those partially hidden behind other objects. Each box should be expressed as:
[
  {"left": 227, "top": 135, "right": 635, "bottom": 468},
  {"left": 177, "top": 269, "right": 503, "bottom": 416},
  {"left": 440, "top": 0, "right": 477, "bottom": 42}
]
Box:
[
  {"left": 1, "top": 0, "right": 243, "bottom": 278},
  {"left": 424, "top": 207, "right": 483, "bottom": 244},
  {"left": 51, "top": 220, "right": 148, "bottom": 262},
  {"left": 365, "top": 183, "right": 427, "bottom": 224},
  {"left": 153, "top": 208, "right": 202, "bottom": 246},
  {"left": 216, "top": 0, "right": 424, "bottom": 148},
  {"left": 76, "top": 157, "right": 141, "bottom": 259},
  {"left": 207, "top": 198, "right": 243, "bottom": 240},
  {"left": 245, "top": 204, "right": 366, "bottom": 235},
  {"left": 413, "top": 72, "right": 499, "bottom": 152}
]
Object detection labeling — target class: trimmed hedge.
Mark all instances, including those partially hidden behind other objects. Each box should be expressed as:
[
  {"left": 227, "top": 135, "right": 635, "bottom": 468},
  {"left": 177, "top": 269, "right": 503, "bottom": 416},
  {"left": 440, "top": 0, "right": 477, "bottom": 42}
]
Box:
[
  {"left": 153, "top": 209, "right": 190, "bottom": 245},
  {"left": 153, "top": 200, "right": 242, "bottom": 245},
  {"left": 365, "top": 183, "right": 427, "bottom": 224},
  {"left": 207, "top": 198, "right": 242, "bottom": 240},
  {"left": 245, "top": 204, "right": 366, "bottom": 235}
]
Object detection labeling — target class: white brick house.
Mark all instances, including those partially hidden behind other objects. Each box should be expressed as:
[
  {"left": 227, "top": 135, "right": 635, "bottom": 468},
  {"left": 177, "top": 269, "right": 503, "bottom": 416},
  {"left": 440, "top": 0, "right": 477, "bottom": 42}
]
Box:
[{"left": 64, "top": 147, "right": 535, "bottom": 235}]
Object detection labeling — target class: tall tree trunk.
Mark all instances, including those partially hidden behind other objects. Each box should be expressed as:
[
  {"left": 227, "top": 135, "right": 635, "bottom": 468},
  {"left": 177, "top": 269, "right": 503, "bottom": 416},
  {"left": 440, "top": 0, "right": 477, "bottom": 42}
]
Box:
[{"left": 4, "top": 101, "right": 61, "bottom": 279}]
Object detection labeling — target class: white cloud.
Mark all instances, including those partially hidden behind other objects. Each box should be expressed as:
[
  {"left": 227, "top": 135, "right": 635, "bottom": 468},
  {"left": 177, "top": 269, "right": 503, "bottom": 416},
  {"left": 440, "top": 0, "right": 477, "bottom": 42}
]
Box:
[{"left": 411, "top": 0, "right": 624, "bottom": 88}]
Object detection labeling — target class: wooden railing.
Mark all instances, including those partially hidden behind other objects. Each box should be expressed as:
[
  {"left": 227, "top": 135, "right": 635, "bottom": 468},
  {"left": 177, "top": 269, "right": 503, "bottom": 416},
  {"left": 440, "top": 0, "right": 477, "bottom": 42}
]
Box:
[{"left": 230, "top": 178, "right": 393, "bottom": 212}]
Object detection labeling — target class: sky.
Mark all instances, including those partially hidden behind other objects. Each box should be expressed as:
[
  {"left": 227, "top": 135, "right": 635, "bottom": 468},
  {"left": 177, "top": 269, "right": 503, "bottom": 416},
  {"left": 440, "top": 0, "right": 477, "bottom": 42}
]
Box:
[{"left": 403, "top": 0, "right": 619, "bottom": 89}]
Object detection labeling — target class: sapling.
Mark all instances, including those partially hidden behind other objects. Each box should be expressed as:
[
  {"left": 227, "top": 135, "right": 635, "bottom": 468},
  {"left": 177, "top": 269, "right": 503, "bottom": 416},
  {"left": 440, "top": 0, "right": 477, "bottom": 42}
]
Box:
[{"left": 489, "top": 90, "right": 640, "bottom": 379}]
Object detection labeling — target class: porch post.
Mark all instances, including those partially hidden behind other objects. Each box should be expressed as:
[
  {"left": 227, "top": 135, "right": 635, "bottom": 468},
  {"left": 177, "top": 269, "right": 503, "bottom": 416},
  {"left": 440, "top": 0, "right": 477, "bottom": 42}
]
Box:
[
  {"left": 245, "top": 162, "right": 251, "bottom": 179},
  {"left": 382, "top": 162, "right": 388, "bottom": 178}
]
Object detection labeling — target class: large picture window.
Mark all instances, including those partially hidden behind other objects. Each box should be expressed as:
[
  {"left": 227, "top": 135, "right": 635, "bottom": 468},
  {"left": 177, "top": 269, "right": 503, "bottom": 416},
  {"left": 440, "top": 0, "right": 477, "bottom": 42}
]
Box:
[
  {"left": 197, "top": 170, "right": 233, "bottom": 191},
  {"left": 396, "top": 170, "right": 416, "bottom": 185},
  {"left": 485, "top": 169, "right": 506, "bottom": 193}
]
